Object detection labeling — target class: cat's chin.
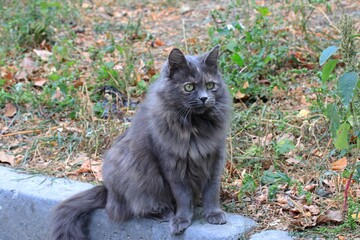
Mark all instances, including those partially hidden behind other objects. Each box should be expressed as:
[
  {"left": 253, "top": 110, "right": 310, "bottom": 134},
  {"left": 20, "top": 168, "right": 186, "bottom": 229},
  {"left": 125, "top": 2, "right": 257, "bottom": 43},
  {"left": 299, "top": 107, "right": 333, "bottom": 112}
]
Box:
[{"left": 190, "top": 106, "right": 211, "bottom": 114}]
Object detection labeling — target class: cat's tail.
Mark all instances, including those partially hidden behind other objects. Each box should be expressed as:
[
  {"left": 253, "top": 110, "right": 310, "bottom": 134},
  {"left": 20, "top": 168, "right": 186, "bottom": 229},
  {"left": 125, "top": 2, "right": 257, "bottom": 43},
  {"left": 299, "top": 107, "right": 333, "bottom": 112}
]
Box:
[{"left": 51, "top": 185, "right": 108, "bottom": 240}]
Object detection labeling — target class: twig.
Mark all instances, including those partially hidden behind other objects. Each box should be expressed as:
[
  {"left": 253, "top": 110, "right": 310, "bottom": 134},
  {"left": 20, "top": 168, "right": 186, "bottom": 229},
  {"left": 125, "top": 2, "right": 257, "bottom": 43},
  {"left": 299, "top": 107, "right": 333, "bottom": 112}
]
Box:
[
  {"left": 308, "top": 5, "right": 340, "bottom": 33},
  {"left": 1, "top": 126, "right": 59, "bottom": 137},
  {"left": 182, "top": 18, "right": 188, "bottom": 53}
]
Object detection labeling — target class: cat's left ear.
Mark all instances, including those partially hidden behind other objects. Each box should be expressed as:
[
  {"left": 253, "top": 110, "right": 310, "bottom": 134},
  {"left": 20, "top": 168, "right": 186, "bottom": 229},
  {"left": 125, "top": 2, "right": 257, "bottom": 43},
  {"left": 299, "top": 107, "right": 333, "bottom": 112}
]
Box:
[
  {"left": 203, "top": 45, "right": 220, "bottom": 71},
  {"left": 168, "top": 48, "right": 188, "bottom": 77}
]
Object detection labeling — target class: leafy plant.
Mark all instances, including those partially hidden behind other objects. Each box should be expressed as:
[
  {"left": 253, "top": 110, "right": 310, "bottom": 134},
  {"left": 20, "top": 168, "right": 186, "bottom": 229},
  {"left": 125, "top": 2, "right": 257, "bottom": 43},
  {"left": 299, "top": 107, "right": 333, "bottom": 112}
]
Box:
[
  {"left": 0, "top": 0, "right": 79, "bottom": 55},
  {"left": 320, "top": 15, "right": 359, "bottom": 213},
  {"left": 208, "top": 4, "right": 288, "bottom": 99}
]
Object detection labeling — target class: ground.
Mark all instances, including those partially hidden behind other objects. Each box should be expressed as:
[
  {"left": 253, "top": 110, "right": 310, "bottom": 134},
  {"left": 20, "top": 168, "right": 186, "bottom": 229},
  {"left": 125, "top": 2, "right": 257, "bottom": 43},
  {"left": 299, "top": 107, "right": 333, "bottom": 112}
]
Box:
[{"left": 0, "top": 0, "right": 359, "bottom": 239}]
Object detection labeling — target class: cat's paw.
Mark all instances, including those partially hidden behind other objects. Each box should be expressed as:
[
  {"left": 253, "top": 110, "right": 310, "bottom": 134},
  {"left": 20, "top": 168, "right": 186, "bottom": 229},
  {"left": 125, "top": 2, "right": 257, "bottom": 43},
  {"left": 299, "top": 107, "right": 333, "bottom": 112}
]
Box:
[
  {"left": 169, "top": 215, "right": 192, "bottom": 235},
  {"left": 204, "top": 210, "right": 227, "bottom": 225}
]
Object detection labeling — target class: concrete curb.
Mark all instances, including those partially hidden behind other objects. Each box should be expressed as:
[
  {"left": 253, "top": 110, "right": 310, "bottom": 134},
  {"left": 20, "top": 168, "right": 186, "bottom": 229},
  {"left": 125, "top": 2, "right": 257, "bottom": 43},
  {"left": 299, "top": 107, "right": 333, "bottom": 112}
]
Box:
[
  {"left": 250, "top": 230, "right": 294, "bottom": 240},
  {"left": 0, "top": 166, "right": 257, "bottom": 240}
]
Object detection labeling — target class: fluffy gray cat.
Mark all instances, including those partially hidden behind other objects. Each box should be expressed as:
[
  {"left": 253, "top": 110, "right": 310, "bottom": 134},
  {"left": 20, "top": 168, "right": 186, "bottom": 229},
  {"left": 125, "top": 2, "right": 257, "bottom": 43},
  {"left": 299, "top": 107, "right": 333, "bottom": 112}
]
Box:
[{"left": 51, "top": 45, "right": 232, "bottom": 240}]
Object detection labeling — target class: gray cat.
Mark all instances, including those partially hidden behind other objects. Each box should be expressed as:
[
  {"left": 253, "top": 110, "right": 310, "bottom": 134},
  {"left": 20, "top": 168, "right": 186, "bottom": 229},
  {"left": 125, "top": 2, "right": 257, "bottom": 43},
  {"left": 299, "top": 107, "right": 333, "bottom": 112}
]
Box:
[{"left": 51, "top": 45, "right": 232, "bottom": 240}]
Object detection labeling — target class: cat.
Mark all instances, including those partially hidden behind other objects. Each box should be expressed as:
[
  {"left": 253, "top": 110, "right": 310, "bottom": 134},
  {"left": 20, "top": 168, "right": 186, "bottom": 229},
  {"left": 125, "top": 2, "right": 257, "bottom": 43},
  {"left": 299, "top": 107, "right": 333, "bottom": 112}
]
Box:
[{"left": 51, "top": 45, "right": 232, "bottom": 240}]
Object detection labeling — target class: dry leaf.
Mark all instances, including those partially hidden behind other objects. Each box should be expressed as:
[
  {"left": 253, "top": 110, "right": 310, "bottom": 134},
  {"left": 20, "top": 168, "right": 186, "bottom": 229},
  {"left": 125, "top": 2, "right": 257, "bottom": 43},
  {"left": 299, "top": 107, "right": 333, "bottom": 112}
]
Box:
[
  {"left": 304, "top": 205, "right": 320, "bottom": 215},
  {"left": 304, "top": 183, "right": 318, "bottom": 191},
  {"left": 243, "top": 81, "right": 249, "bottom": 89},
  {"left": 34, "top": 79, "right": 47, "bottom": 87},
  {"left": 297, "top": 109, "right": 310, "bottom": 118},
  {"left": 316, "top": 210, "right": 343, "bottom": 224},
  {"left": 52, "top": 87, "right": 64, "bottom": 101},
  {"left": 351, "top": 213, "right": 360, "bottom": 223},
  {"left": 235, "top": 91, "right": 246, "bottom": 100},
  {"left": 33, "top": 49, "right": 53, "bottom": 61},
  {"left": 0, "top": 151, "right": 15, "bottom": 166},
  {"left": 272, "top": 86, "right": 286, "bottom": 98},
  {"left": 73, "top": 79, "right": 84, "bottom": 88},
  {"left": 154, "top": 38, "right": 165, "bottom": 47},
  {"left": 331, "top": 157, "right": 347, "bottom": 171},
  {"left": 260, "top": 133, "right": 273, "bottom": 146},
  {"left": 276, "top": 194, "right": 288, "bottom": 204},
  {"left": 76, "top": 159, "right": 103, "bottom": 181},
  {"left": 286, "top": 157, "right": 301, "bottom": 165},
  {"left": 20, "top": 54, "right": 38, "bottom": 74},
  {"left": 4, "top": 102, "right": 17, "bottom": 117},
  {"left": 14, "top": 70, "right": 27, "bottom": 81}
]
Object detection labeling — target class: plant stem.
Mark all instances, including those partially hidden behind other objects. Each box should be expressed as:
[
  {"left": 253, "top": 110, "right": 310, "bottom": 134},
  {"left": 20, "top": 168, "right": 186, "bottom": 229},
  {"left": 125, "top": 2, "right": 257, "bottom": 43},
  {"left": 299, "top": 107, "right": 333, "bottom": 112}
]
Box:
[{"left": 343, "top": 168, "right": 354, "bottom": 214}]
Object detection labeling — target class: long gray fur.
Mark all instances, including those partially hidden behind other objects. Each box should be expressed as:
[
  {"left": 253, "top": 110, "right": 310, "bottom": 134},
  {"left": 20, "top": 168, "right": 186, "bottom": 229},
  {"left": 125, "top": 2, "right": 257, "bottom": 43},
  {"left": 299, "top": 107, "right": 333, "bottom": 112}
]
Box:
[{"left": 51, "top": 45, "right": 232, "bottom": 240}]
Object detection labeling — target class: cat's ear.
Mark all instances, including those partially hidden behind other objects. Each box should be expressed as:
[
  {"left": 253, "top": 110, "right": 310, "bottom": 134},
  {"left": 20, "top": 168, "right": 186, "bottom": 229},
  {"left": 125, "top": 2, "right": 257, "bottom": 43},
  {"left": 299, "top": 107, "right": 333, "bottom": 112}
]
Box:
[
  {"left": 203, "top": 45, "right": 220, "bottom": 71},
  {"left": 168, "top": 48, "right": 188, "bottom": 76}
]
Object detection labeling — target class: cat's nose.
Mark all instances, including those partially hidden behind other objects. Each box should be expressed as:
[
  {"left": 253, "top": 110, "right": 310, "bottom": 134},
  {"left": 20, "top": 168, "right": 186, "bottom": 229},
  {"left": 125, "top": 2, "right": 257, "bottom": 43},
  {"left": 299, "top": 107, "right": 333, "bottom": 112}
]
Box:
[{"left": 199, "top": 97, "right": 208, "bottom": 103}]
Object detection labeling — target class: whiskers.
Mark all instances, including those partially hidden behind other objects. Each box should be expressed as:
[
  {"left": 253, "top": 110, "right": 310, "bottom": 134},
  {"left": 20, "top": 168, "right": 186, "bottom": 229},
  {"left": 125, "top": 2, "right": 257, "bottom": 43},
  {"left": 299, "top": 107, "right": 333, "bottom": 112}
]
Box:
[{"left": 173, "top": 104, "right": 192, "bottom": 125}]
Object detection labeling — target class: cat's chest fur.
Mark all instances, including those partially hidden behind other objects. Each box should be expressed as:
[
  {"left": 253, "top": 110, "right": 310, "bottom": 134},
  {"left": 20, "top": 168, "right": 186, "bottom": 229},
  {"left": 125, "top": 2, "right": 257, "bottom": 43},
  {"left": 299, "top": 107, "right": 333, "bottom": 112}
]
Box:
[{"left": 150, "top": 108, "right": 223, "bottom": 161}]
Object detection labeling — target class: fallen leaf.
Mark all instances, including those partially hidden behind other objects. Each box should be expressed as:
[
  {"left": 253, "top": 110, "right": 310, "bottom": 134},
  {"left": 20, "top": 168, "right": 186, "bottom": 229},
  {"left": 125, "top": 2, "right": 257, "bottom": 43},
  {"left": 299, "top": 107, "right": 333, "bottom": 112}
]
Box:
[
  {"left": 316, "top": 210, "right": 343, "bottom": 224},
  {"left": 73, "top": 79, "right": 84, "bottom": 88},
  {"left": 272, "top": 86, "right": 286, "bottom": 98},
  {"left": 297, "top": 109, "right": 310, "bottom": 118},
  {"left": 276, "top": 194, "right": 288, "bottom": 204},
  {"left": 4, "top": 102, "right": 17, "bottom": 117},
  {"left": 260, "top": 133, "right": 273, "bottom": 146},
  {"left": 351, "top": 213, "right": 360, "bottom": 223},
  {"left": 14, "top": 70, "right": 27, "bottom": 81},
  {"left": 331, "top": 157, "right": 347, "bottom": 171},
  {"left": 34, "top": 79, "right": 47, "bottom": 87},
  {"left": 304, "top": 183, "right": 318, "bottom": 191},
  {"left": 243, "top": 81, "right": 249, "bottom": 89},
  {"left": 235, "top": 91, "right": 246, "bottom": 100},
  {"left": 20, "top": 54, "right": 38, "bottom": 74},
  {"left": 52, "top": 87, "right": 64, "bottom": 101},
  {"left": 304, "top": 205, "right": 320, "bottom": 215},
  {"left": 0, "top": 151, "right": 15, "bottom": 166},
  {"left": 286, "top": 157, "right": 301, "bottom": 165},
  {"left": 33, "top": 49, "right": 53, "bottom": 61},
  {"left": 76, "top": 159, "right": 103, "bottom": 181},
  {"left": 154, "top": 38, "right": 165, "bottom": 47}
]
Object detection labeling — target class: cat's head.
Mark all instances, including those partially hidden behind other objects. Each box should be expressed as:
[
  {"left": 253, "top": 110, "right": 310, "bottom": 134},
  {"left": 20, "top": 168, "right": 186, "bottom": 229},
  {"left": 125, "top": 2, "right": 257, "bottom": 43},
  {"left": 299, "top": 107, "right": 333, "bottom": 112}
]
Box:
[{"left": 159, "top": 45, "right": 229, "bottom": 115}]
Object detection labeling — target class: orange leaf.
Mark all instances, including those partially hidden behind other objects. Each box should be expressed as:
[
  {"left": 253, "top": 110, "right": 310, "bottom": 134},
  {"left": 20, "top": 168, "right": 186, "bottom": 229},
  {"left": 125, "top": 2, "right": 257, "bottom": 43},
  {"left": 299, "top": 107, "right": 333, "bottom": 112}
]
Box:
[
  {"left": 235, "top": 91, "right": 246, "bottom": 100},
  {"left": 154, "top": 38, "right": 165, "bottom": 47},
  {"left": 331, "top": 157, "right": 347, "bottom": 171}
]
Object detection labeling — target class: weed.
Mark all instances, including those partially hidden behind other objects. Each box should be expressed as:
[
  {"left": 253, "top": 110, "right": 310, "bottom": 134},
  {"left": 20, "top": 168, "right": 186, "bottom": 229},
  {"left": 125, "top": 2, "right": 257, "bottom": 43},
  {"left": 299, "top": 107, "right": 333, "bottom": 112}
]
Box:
[
  {"left": 0, "top": 0, "right": 80, "bottom": 56},
  {"left": 318, "top": 15, "right": 359, "bottom": 213},
  {"left": 208, "top": 3, "right": 289, "bottom": 99}
]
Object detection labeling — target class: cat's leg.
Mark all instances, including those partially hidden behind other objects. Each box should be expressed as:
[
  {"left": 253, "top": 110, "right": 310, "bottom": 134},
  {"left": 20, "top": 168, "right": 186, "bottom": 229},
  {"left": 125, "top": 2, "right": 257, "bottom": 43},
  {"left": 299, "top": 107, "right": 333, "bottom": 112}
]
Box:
[
  {"left": 202, "top": 152, "right": 227, "bottom": 225},
  {"left": 105, "top": 191, "right": 132, "bottom": 222},
  {"left": 168, "top": 181, "right": 194, "bottom": 234},
  {"left": 145, "top": 207, "right": 174, "bottom": 222}
]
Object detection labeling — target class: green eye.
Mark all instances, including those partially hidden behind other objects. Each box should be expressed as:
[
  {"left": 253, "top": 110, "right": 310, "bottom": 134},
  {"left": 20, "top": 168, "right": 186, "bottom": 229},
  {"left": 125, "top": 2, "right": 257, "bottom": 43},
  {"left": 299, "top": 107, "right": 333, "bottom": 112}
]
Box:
[
  {"left": 184, "top": 83, "right": 195, "bottom": 92},
  {"left": 206, "top": 82, "right": 215, "bottom": 90}
]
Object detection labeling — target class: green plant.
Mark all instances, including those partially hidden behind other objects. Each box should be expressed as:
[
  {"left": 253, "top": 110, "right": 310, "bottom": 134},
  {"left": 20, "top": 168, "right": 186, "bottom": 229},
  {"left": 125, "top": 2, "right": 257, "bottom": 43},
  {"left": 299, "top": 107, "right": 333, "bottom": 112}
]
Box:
[
  {"left": 320, "top": 15, "right": 359, "bottom": 213},
  {"left": 208, "top": 4, "right": 288, "bottom": 99},
  {"left": 0, "top": 0, "right": 79, "bottom": 55}
]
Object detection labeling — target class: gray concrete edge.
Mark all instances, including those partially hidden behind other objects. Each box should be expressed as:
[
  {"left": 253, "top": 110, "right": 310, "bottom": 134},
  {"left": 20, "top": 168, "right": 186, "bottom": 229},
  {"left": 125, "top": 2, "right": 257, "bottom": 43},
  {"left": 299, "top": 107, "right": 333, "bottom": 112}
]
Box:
[{"left": 0, "top": 166, "right": 257, "bottom": 240}]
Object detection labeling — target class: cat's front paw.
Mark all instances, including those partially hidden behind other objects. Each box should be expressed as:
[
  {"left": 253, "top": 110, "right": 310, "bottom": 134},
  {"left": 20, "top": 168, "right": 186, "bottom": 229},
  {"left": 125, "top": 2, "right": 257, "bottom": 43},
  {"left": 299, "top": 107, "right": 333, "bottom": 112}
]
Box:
[
  {"left": 169, "top": 215, "right": 192, "bottom": 235},
  {"left": 204, "top": 210, "right": 227, "bottom": 225}
]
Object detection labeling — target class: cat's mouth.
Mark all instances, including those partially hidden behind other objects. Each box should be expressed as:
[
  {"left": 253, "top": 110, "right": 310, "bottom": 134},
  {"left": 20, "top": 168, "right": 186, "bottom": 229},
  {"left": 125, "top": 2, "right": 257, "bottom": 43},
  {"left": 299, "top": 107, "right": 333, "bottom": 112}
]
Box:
[{"left": 189, "top": 103, "right": 214, "bottom": 114}]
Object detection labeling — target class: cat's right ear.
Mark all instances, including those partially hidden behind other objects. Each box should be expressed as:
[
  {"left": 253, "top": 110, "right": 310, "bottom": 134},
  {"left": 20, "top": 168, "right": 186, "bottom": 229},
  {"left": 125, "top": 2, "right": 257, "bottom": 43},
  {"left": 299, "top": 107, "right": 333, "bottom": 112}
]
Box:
[{"left": 168, "top": 48, "right": 188, "bottom": 77}]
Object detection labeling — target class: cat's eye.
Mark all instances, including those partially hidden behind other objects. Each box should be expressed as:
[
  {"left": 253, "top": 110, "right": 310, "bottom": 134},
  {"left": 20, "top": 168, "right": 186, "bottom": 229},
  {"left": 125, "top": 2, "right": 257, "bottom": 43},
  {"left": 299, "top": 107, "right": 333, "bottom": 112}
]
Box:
[
  {"left": 206, "top": 82, "right": 215, "bottom": 90},
  {"left": 184, "top": 83, "right": 195, "bottom": 92}
]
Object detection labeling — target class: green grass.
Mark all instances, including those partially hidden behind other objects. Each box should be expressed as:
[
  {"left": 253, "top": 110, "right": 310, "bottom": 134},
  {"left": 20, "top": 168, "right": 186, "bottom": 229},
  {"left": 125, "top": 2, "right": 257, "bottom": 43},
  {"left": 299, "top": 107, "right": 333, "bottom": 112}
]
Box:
[{"left": 1, "top": 0, "right": 359, "bottom": 238}]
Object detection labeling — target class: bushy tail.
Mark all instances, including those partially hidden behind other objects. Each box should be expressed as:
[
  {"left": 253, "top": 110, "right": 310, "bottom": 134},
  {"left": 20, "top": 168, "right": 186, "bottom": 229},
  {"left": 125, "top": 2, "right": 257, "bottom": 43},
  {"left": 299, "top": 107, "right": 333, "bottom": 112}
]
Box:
[{"left": 51, "top": 185, "right": 107, "bottom": 240}]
